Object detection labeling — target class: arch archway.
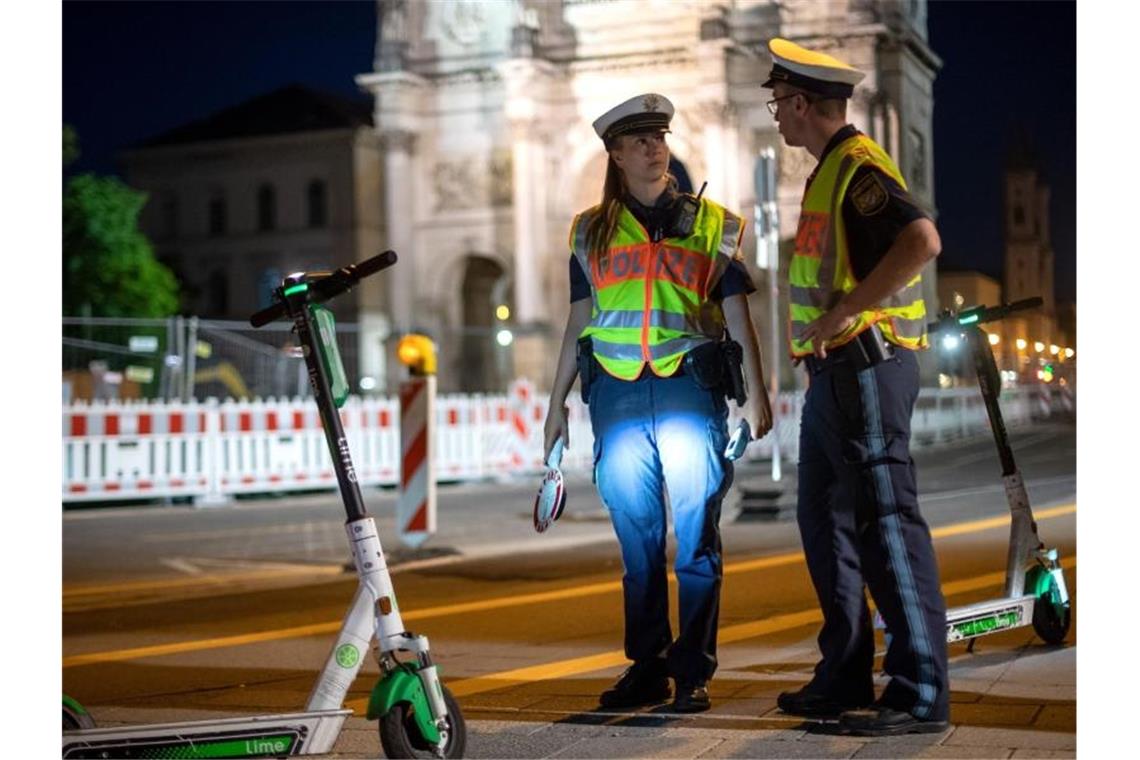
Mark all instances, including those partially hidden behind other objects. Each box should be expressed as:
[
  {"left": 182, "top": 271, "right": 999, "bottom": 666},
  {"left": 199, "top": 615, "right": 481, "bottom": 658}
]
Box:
[{"left": 458, "top": 255, "right": 509, "bottom": 392}]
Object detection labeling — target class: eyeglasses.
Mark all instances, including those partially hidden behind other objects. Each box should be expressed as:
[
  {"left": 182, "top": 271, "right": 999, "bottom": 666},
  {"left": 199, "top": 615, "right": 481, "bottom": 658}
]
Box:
[{"left": 766, "top": 93, "right": 809, "bottom": 116}]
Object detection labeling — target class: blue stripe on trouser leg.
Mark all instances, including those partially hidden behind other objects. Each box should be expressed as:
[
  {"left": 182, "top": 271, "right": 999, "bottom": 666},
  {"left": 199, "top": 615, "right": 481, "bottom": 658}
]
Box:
[
  {"left": 590, "top": 371, "right": 731, "bottom": 682},
  {"left": 795, "top": 376, "right": 876, "bottom": 703},
  {"left": 853, "top": 354, "right": 948, "bottom": 720}
]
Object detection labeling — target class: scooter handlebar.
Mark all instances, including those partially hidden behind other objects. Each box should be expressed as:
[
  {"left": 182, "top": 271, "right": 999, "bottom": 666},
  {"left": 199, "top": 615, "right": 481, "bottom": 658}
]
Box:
[
  {"left": 927, "top": 296, "right": 1043, "bottom": 333},
  {"left": 249, "top": 250, "right": 398, "bottom": 327}
]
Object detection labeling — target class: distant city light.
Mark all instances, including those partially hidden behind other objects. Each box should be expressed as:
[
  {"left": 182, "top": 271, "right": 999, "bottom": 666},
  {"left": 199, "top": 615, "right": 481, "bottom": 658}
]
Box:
[
  {"left": 988, "top": 333, "right": 1000, "bottom": 346},
  {"left": 1064, "top": 348, "right": 1075, "bottom": 358},
  {"left": 1016, "top": 338, "right": 1028, "bottom": 350},
  {"left": 359, "top": 376, "right": 376, "bottom": 391},
  {"left": 1049, "top": 344, "right": 1060, "bottom": 355},
  {"left": 496, "top": 329, "right": 514, "bottom": 347},
  {"left": 495, "top": 304, "right": 511, "bottom": 321},
  {"left": 1034, "top": 341, "right": 1045, "bottom": 352}
]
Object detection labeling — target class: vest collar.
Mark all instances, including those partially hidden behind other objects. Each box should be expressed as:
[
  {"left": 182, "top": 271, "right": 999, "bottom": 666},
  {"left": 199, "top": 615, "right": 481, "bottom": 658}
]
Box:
[{"left": 806, "top": 124, "right": 860, "bottom": 188}]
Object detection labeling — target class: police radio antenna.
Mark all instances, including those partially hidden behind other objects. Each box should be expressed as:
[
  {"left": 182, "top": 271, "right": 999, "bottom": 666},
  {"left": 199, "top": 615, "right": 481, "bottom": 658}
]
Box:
[{"left": 695, "top": 181, "right": 707, "bottom": 200}]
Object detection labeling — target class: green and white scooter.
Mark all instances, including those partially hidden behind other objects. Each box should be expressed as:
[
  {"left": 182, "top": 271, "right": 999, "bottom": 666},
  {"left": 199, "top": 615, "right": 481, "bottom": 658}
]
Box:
[
  {"left": 880, "top": 297, "right": 1071, "bottom": 647},
  {"left": 63, "top": 251, "right": 466, "bottom": 758}
]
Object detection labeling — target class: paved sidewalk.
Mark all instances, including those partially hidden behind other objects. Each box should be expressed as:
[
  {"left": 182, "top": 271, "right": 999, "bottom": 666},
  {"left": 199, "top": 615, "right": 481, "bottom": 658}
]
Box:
[{"left": 321, "top": 624, "right": 1075, "bottom": 759}]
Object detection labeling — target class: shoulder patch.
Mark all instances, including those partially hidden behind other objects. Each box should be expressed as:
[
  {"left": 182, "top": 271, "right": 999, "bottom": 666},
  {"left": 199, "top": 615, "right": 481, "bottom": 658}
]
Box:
[{"left": 850, "top": 171, "right": 889, "bottom": 216}]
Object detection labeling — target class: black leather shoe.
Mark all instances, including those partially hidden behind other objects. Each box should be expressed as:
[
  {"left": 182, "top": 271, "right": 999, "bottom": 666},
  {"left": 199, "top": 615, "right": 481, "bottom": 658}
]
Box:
[
  {"left": 671, "top": 682, "right": 711, "bottom": 713},
  {"left": 777, "top": 687, "right": 863, "bottom": 718},
  {"left": 838, "top": 705, "right": 949, "bottom": 736},
  {"left": 599, "top": 659, "right": 671, "bottom": 708}
]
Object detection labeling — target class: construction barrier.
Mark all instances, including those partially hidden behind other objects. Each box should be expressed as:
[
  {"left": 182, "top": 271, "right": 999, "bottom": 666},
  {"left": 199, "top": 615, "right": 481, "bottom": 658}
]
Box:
[
  {"left": 396, "top": 376, "right": 435, "bottom": 548},
  {"left": 62, "top": 383, "right": 1072, "bottom": 505}
]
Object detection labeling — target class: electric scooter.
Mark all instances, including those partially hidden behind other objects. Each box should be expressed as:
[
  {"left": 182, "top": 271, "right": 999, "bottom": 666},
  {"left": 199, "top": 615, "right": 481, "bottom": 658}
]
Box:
[
  {"left": 63, "top": 250, "right": 466, "bottom": 758},
  {"left": 912, "top": 296, "right": 1072, "bottom": 647}
]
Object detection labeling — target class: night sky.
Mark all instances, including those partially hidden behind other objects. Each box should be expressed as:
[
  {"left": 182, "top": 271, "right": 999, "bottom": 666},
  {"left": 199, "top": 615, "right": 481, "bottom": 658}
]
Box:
[{"left": 62, "top": 0, "right": 1076, "bottom": 303}]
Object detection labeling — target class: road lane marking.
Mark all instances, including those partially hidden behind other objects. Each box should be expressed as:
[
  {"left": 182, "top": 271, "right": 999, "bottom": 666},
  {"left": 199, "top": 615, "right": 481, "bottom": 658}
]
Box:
[
  {"left": 396, "top": 556, "right": 1078, "bottom": 704},
  {"left": 340, "top": 555, "right": 1077, "bottom": 711},
  {"left": 64, "top": 563, "right": 346, "bottom": 601},
  {"left": 63, "top": 503, "right": 1075, "bottom": 669}
]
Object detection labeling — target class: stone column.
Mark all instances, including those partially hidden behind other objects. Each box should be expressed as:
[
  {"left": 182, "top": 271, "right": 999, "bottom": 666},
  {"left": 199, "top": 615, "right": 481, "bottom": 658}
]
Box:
[
  {"left": 379, "top": 128, "right": 417, "bottom": 334},
  {"left": 356, "top": 70, "right": 427, "bottom": 390},
  {"left": 496, "top": 58, "right": 556, "bottom": 385}
]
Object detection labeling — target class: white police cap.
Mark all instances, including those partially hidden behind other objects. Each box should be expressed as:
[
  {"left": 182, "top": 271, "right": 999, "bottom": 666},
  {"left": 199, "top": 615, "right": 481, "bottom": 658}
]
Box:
[
  {"left": 592, "top": 93, "right": 674, "bottom": 145},
  {"left": 763, "top": 38, "right": 865, "bottom": 99}
]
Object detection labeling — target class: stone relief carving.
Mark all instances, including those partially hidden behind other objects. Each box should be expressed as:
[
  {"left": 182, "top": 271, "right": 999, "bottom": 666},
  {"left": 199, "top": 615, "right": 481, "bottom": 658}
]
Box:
[
  {"left": 432, "top": 151, "right": 515, "bottom": 211},
  {"left": 379, "top": 0, "right": 406, "bottom": 42},
  {"left": 779, "top": 145, "right": 815, "bottom": 185},
  {"left": 488, "top": 150, "right": 513, "bottom": 207},
  {"left": 433, "top": 160, "right": 478, "bottom": 211},
  {"left": 442, "top": 0, "right": 486, "bottom": 46}
]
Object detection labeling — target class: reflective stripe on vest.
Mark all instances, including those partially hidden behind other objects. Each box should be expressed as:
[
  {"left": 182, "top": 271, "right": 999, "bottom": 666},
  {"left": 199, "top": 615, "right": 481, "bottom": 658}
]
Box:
[
  {"left": 788, "top": 133, "right": 928, "bottom": 357},
  {"left": 570, "top": 197, "right": 743, "bottom": 379}
]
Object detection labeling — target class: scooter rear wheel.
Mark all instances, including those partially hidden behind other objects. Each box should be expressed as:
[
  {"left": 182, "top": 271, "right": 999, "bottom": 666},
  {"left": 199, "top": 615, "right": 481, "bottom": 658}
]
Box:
[
  {"left": 1028, "top": 567, "right": 1071, "bottom": 645},
  {"left": 379, "top": 684, "right": 466, "bottom": 758},
  {"left": 63, "top": 696, "right": 95, "bottom": 731}
]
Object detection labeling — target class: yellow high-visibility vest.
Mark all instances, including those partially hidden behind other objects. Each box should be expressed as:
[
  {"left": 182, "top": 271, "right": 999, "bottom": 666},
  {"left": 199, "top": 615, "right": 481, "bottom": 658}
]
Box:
[
  {"left": 569, "top": 197, "right": 744, "bottom": 379},
  {"left": 788, "top": 133, "right": 928, "bottom": 357}
]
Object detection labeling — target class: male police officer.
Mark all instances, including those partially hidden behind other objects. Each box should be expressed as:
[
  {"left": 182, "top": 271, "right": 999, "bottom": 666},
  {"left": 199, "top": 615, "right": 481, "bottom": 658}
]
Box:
[{"left": 762, "top": 38, "right": 950, "bottom": 736}]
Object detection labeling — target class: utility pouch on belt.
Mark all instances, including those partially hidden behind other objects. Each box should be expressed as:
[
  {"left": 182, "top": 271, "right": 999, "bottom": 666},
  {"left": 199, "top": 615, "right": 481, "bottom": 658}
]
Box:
[
  {"left": 683, "top": 339, "right": 747, "bottom": 407},
  {"left": 683, "top": 341, "right": 725, "bottom": 391},
  {"left": 720, "top": 339, "right": 747, "bottom": 407},
  {"left": 848, "top": 324, "right": 894, "bottom": 371},
  {"left": 577, "top": 337, "right": 595, "bottom": 403}
]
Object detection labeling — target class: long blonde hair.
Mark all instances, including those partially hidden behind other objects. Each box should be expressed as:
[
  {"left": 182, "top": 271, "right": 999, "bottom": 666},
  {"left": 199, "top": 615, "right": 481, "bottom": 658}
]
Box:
[
  {"left": 584, "top": 155, "right": 627, "bottom": 271},
  {"left": 584, "top": 149, "right": 678, "bottom": 270}
]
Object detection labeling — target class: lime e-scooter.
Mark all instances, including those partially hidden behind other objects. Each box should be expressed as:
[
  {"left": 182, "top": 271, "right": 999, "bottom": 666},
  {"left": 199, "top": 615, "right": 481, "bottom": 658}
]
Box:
[
  {"left": 63, "top": 251, "right": 466, "bottom": 758},
  {"left": 921, "top": 296, "right": 1071, "bottom": 647}
]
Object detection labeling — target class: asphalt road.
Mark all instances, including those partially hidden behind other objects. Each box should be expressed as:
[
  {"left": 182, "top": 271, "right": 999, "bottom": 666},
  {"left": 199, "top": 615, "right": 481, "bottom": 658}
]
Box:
[{"left": 62, "top": 422, "right": 1077, "bottom": 757}]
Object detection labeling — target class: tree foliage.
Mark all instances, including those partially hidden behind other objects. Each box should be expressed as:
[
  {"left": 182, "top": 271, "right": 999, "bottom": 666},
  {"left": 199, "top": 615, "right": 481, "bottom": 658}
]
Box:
[
  {"left": 63, "top": 173, "right": 180, "bottom": 318},
  {"left": 63, "top": 124, "right": 80, "bottom": 167}
]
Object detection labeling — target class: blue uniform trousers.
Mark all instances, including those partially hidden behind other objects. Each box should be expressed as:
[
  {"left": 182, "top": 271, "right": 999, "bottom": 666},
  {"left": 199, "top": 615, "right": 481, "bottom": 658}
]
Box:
[
  {"left": 589, "top": 369, "right": 733, "bottom": 686},
  {"left": 797, "top": 348, "right": 949, "bottom": 721}
]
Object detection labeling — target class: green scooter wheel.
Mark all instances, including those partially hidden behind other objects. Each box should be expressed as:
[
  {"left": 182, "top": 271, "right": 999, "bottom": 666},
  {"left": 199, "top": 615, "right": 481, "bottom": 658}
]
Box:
[
  {"left": 379, "top": 684, "right": 466, "bottom": 759},
  {"left": 63, "top": 695, "right": 95, "bottom": 731},
  {"left": 1025, "top": 565, "right": 1071, "bottom": 645}
]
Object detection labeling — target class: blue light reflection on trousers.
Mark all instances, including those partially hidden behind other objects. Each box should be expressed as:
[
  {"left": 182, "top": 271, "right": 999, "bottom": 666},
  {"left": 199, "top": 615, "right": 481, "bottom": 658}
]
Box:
[{"left": 589, "top": 370, "right": 732, "bottom": 684}]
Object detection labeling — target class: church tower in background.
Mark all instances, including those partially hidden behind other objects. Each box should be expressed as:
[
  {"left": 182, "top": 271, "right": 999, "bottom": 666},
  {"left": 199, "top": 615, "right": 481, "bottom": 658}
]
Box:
[{"left": 1003, "top": 137, "right": 1057, "bottom": 352}]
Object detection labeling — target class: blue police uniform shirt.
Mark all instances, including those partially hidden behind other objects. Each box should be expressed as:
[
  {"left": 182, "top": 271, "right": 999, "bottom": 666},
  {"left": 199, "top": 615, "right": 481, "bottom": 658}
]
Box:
[
  {"left": 809, "top": 124, "right": 930, "bottom": 281},
  {"left": 569, "top": 188, "right": 756, "bottom": 303}
]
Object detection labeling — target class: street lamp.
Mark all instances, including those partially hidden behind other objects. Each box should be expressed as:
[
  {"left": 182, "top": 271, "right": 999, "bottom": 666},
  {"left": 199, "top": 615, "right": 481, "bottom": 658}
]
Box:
[
  {"left": 1016, "top": 338, "right": 1028, "bottom": 351},
  {"left": 1049, "top": 344, "right": 1060, "bottom": 355},
  {"left": 1034, "top": 341, "right": 1045, "bottom": 353},
  {"left": 988, "top": 333, "right": 1000, "bottom": 346}
]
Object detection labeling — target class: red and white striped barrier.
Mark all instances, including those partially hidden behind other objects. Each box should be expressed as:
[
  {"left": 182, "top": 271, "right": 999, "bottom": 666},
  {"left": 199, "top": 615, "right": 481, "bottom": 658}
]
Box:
[
  {"left": 396, "top": 376, "right": 436, "bottom": 548},
  {"left": 62, "top": 383, "right": 1068, "bottom": 505},
  {"left": 63, "top": 400, "right": 213, "bottom": 501}
]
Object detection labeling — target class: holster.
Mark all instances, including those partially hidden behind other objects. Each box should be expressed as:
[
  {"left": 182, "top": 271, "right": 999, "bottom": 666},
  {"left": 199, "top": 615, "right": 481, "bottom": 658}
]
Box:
[
  {"left": 577, "top": 337, "right": 595, "bottom": 403},
  {"left": 848, "top": 324, "right": 894, "bottom": 371},
  {"left": 683, "top": 339, "right": 747, "bottom": 407}
]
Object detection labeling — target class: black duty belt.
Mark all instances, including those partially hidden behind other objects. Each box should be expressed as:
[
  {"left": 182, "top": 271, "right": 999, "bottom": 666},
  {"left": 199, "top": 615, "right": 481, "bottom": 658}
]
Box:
[{"left": 803, "top": 327, "right": 899, "bottom": 376}]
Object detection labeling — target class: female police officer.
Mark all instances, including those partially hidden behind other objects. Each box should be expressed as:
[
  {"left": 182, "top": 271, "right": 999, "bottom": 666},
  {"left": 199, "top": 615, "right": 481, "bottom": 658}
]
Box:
[{"left": 542, "top": 94, "right": 773, "bottom": 713}]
